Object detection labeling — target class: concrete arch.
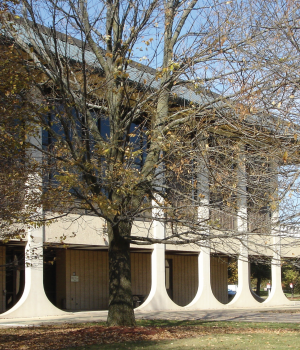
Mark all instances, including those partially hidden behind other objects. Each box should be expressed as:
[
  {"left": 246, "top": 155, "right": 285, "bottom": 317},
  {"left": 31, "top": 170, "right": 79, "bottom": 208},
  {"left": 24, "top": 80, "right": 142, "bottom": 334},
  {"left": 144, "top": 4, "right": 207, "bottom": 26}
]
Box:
[
  {"left": 164, "top": 252, "right": 198, "bottom": 307},
  {"left": 0, "top": 226, "right": 67, "bottom": 319},
  {"left": 227, "top": 255, "right": 261, "bottom": 308},
  {"left": 185, "top": 248, "right": 225, "bottom": 310},
  {"left": 137, "top": 243, "right": 182, "bottom": 311}
]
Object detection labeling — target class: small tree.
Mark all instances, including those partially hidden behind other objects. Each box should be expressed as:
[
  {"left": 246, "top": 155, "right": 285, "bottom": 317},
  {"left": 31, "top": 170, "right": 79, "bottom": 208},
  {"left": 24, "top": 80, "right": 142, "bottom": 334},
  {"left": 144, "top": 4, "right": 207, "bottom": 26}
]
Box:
[
  {"left": 282, "top": 261, "right": 300, "bottom": 294},
  {"left": 250, "top": 261, "right": 271, "bottom": 296}
]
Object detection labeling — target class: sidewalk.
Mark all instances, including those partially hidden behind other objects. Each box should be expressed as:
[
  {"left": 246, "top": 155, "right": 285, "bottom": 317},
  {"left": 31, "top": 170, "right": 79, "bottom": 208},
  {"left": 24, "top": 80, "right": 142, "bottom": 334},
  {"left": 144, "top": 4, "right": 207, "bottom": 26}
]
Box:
[{"left": 0, "top": 306, "right": 300, "bottom": 327}]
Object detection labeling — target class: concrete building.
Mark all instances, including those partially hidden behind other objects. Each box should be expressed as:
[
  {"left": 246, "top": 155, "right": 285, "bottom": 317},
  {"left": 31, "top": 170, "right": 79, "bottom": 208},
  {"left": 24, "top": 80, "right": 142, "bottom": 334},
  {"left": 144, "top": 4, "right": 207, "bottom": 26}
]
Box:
[{"left": 1, "top": 23, "right": 300, "bottom": 320}]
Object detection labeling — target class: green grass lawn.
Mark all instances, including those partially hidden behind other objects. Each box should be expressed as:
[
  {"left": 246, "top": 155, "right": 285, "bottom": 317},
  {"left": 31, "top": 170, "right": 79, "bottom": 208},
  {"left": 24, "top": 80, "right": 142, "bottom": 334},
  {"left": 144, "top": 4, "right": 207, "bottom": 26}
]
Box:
[
  {"left": 63, "top": 321, "right": 300, "bottom": 350},
  {"left": 137, "top": 319, "right": 300, "bottom": 329},
  {"left": 3, "top": 318, "right": 300, "bottom": 350},
  {"left": 284, "top": 292, "right": 300, "bottom": 299},
  {"left": 64, "top": 333, "right": 300, "bottom": 350}
]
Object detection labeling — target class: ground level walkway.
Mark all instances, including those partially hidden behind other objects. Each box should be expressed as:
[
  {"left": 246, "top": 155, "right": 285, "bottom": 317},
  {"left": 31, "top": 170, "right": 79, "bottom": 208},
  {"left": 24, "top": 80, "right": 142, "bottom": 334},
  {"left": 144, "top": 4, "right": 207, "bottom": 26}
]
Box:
[{"left": 0, "top": 306, "right": 300, "bottom": 327}]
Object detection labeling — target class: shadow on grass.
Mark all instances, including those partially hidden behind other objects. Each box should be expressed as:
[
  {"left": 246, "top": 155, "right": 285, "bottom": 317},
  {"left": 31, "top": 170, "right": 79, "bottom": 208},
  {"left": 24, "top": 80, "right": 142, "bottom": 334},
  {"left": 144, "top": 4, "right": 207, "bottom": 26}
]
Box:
[
  {"left": 65, "top": 340, "right": 164, "bottom": 350},
  {"left": 135, "top": 319, "right": 300, "bottom": 330},
  {"left": 64, "top": 332, "right": 300, "bottom": 350}
]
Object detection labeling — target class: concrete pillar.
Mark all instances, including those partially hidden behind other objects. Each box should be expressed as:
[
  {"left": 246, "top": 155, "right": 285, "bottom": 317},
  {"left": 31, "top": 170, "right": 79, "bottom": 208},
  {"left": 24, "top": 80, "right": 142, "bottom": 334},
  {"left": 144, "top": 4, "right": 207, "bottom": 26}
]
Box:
[
  {"left": 137, "top": 197, "right": 182, "bottom": 311},
  {"left": 228, "top": 145, "right": 260, "bottom": 308},
  {"left": 0, "top": 129, "right": 66, "bottom": 318},
  {"left": 186, "top": 246, "right": 225, "bottom": 309},
  {"left": 0, "top": 224, "right": 66, "bottom": 318},
  {"left": 186, "top": 140, "right": 224, "bottom": 309},
  {"left": 262, "top": 237, "right": 290, "bottom": 306},
  {"left": 263, "top": 162, "right": 289, "bottom": 307}
]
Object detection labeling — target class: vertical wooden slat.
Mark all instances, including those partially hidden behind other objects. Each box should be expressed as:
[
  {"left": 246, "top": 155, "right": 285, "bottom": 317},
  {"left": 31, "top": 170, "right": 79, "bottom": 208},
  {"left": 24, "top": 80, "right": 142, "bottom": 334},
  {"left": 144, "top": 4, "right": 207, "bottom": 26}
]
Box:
[
  {"left": 71, "top": 250, "right": 76, "bottom": 310},
  {"left": 70, "top": 250, "right": 75, "bottom": 310},
  {"left": 56, "top": 249, "right": 66, "bottom": 309},
  {"left": 89, "top": 251, "right": 93, "bottom": 309},
  {"left": 210, "top": 256, "right": 228, "bottom": 304},
  {"left": 75, "top": 250, "right": 81, "bottom": 310},
  {"left": 100, "top": 251, "right": 104, "bottom": 309},
  {"left": 93, "top": 251, "right": 97, "bottom": 309},
  {"left": 98, "top": 250, "right": 106, "bottom": 310},
  {"left": 81, "top": 250, "right": 85, "bottom": 310},
  {"left": 0, "top": 246, "right": 6, "bottom": 313},
  {"left": 99, "top": 250, "right": 103, "bottom": 309},
  {"left": 97, "top": 251, "right": 101, "bottom": 309},
  {"left": 101, "top": 251, "right": 105, "bottom": 309},
  {"left": 130, "top": 253, "right": 135, "bottom": 294},
  {"left": 67, "top": 250, "right": 73, "bottom": 310},
  {"left": 89, "top": 251, "right": 94, "bottom": 310},
  {"left": 165, "top": 253, "right": 198, "bottom": 306},
  {"left": 105, "top": 250, "right": 109, "bottom": 309},
  {"left": 83, "top": 250, "right": 88, "bottom": 310},
  {"left": 130, "top": 253, "right": 152, "bottom": 302}
]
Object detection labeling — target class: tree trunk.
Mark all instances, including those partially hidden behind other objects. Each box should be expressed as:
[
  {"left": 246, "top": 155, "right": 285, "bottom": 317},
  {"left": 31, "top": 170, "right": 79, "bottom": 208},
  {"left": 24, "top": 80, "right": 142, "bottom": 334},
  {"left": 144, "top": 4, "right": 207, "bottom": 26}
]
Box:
[
  {"left": 256, "top": 277, "right": 261, "bottom": 296},
  {"left": 107, "top": 220, "right": 135, "bottom": 326}
]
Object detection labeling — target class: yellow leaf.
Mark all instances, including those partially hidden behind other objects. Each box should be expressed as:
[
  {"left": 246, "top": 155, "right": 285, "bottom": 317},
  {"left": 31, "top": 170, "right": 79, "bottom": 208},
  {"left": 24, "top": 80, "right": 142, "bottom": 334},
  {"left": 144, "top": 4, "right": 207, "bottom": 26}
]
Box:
[{"left": 283, "top": 151, "right": 288, "bottom": 163}]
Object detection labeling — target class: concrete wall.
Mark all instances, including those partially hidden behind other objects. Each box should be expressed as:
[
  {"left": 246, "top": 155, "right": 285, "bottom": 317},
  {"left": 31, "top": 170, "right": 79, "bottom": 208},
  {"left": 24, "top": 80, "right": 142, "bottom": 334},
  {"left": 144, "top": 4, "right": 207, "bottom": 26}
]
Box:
[
  {"left": 45, "top": 214, "right": 300, "bottom": 258},
  {"left": 46, "top": 215, "right": 108, "bottom": 246},
  {"left": 45, "top": 214, "right": 153, "bottom": 250},
  {"left": 165, "top": 253, "right": 198, "bottom": 306},
  {"left": 211, "top": 255, "right": 228, "bottom": 304}
]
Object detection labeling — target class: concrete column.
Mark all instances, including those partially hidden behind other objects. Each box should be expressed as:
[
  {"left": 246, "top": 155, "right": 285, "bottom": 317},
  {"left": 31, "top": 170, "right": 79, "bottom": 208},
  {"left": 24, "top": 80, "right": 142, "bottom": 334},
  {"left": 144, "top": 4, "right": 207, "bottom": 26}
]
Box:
[
  {"left": 0, "top": 129, "right": 66, "bottom": 318},
  {"left": 137, "top": 197, "right": 182, "bottom": 311},
  {"left": 0, "top": 223, "right": 66, "bottom": 318},
  {"left": 263, "top": 162, "right": 289, "bottom": 307},
  {"left": 186, "top": 140, "right": 224, "bottom": 309},
  {"left": 262, "top": 237, "right": 290, "bottom": 306},
  {"left": 186, "top": 246, "right": 225, "bottom": 309},
  {"left": 228, "top": 145, "right": 260, "bottom": 308}
]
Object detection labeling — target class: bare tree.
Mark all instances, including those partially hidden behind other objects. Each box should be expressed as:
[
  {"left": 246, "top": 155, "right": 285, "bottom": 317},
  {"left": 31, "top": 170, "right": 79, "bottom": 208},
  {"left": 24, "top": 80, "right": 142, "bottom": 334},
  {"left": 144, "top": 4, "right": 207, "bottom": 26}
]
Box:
[{"left": 2, "top": 0, "right": 300, "bottom": 325}]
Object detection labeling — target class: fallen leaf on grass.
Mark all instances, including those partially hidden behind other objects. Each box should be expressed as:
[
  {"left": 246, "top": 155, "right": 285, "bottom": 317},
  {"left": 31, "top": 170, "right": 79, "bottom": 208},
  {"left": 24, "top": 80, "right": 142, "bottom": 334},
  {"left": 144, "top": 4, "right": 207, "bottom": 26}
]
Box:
[{"left": 0, "top": 323, "right": 299, "bottom": 350}]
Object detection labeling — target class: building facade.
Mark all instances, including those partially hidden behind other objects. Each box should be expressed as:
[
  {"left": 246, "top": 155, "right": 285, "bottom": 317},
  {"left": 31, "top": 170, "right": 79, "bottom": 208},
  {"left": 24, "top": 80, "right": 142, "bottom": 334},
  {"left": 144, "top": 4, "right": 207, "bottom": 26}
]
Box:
[{"left": 1, "top": 22, "right": 300, "bottom": 320}]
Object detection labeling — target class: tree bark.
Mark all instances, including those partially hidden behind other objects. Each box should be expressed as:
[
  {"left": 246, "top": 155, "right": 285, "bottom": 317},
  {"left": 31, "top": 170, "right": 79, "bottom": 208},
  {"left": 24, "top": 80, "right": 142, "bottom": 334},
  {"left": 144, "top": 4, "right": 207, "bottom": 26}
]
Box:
[
  {"left": 107, "top": 220, "right": 135, "bottom": 326},
  {"left": 256, "top": 277, "right": 261, "bottom": 296}
]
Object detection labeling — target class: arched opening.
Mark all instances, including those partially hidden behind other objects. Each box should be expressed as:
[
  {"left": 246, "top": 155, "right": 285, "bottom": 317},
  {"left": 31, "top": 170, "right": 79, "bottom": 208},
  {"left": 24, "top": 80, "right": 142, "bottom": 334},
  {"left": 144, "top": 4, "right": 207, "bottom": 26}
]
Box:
[
  {"left": 43, "top": 247, "right": 57, "bottom": 306},
  {"left": 227, "top": 256, "right": 238, "bottom": 303},
  {"left": 131, "top": 251, "right": 152, "bottom": 308},
  {"left": 250, "top": 257, "right": 271, "bottom": 302},
  {"left": 282, "top": 258, "right": 300, "bottom": 301},
  {"left": 47, "top": 247, "right": 110, "bottom": 311},
  {"left": 45, "top": 247, "right": 152, "bottom": 311},
  {"left": 165, "top": 252, "right": 198, "bottom": 306},
  {"left": 211, "top": 254, "right": 230, "bottom": 304},
  {"left": 5, "top": 245, "right": 25, "bottom": 313}
]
